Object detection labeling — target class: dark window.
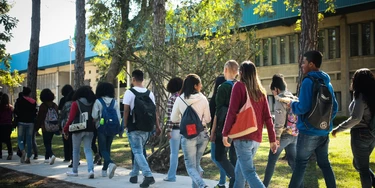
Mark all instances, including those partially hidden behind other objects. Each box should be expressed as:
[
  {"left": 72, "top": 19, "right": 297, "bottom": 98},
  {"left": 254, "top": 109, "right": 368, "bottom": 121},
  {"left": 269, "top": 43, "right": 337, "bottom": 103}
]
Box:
[
  {"left": 89, "top": 70, "right": 91, "bottom": 74},
  {"left": 289, "top": 35, "right": 296, "bottom": 64},
  {"left": 318, "top": 30, "right": 325, "bottom": 55},
  {"left": 272, "top": 38, "right": 277, "bottom": 65},
  {"left": 328, "top": 28, "right": 340, "bottom": 59},
  {"left": 96, "top": 70, "right": 99, "bottom": 73},
  {"left": 280, "top": 37, "right": 286, "bottom": 64},
  {"left": 263, "top": 38, "right": 270, "bottom": 66},
  {"left": 350, "top": 24, "right": 359, "bottom": 56},
  {"left": 362, "top": 23, "right": 371, "bottom": 55}
]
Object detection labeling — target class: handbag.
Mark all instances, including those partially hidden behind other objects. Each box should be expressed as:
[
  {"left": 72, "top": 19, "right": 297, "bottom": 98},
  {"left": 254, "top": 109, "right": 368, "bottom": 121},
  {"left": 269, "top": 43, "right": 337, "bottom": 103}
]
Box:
[
  {"left": 228, "top": 87, "right": 258, "bottom": 139},
  {"left": 69, "top": 102, "right": 88, "bottom": 132}
]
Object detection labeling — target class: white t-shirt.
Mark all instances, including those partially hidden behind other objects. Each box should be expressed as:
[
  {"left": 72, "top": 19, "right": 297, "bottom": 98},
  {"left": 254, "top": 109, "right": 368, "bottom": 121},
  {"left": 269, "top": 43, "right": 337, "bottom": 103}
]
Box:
[{"left": 122, "top": 86, "right": 155, "bottom": 114}]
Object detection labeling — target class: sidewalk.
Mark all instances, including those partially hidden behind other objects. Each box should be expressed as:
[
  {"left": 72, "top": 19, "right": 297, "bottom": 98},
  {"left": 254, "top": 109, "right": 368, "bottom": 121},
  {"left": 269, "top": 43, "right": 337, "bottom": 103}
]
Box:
[{"left": 0, "top": 152, "right": 222, "bottom": 188}]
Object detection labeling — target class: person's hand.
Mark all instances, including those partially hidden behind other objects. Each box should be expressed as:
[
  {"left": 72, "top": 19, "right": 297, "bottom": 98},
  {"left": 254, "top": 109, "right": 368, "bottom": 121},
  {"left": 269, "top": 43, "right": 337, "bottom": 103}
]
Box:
[
  {"left": 209, "top": 132, "right": 216, "bottom": 143},
  {"left": 167, "top": 131, "right": 172, "bottom": 140},
  {"left": 222, "top": 136, "right": 231, "bottom": 147},
  {"left": 332, "top": 129, "right": 338, "bottom": 138},
  {"left": 64, "top": 133, "right": 69, "bottom": 140},
  {"left": 271, "top": 90, "right": 278, "bottom": 96},
  {"left": 276, "top": 139, "right": 280, "bottom": 147},
  {"left": 155, "top": 126, "right": 161, "bottom": 137},
  {"left": 270, "top": 142, "right": 278, "bottom": 154}
]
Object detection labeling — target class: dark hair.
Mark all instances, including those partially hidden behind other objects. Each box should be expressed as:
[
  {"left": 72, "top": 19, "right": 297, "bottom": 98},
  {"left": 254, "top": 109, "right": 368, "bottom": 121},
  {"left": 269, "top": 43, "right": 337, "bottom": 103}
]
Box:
[
  {"left": 72, "top": 86, "right": 96, "bottom": 103},
  {"left": 22, "top": 87, "right": 31, "bottom": 96},
  {"left": 96, "top": 82, "right": 115, "bottom": 98},
  {"left": 181, "top": 74, "right": 201, "bottom": 99},
  {"left": 304, "top": 50, "right": 322, "bottom": 68},
  {"left": 270, "top": 74, "right": 287, "bottom": 91},
  {"left": 0, "top": 93, "right": 9, "bottom": 107},
  {"left": 40, "top": 88, "right": 55, "bottom": 102},
  {"left": 239, "top": 61, "right": 266, "bottom": 101},
  {"left": 352, "top": 68, "right": 375, "bottom": 115},
  {"left": 132, "top": 70, "right": 144, "bottom": 82},
  {"left": 167, "top": 77, "right": 183, "bottom": 93},
  {"left": 209, "top": 75, "right": 226, "bottom": 122},
  {"left": 61, "top": 84, "right": 74, "bottom": 97},
  {"left": 65, "top": 90, "right": 75, "bottom": 102}
]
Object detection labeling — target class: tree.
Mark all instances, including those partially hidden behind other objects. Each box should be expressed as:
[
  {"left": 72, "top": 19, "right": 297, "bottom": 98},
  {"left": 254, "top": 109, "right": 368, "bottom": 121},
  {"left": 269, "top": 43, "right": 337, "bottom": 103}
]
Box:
[
  {"left": 26, "top": 0, "right": 41, "bottom": 100},
  {"left": 74, "top": 0, "right": 86, "bottom": 89}
]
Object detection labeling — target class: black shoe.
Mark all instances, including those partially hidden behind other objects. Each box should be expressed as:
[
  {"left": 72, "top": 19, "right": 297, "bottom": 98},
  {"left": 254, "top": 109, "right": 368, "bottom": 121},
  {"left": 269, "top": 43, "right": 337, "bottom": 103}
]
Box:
[
  {"left": 129, "top": 176, "right": 138, "bottom": 183},
  {"left": 94, "top": 154, "right": 100, "bottom": 164},
  {"left": 140, "top": 176, "right": 155, "bottom": 188},
  {"left": 68, "top": 162, "right": 80, "bottom": 168},
  {"left": 7, "top": 155, "right": 12, "bottom": 160},
  {"left": 96, "top": 159, "right": 102, "bottom": 165},
  {"left": 215, "top": 184, "right": 226, "bottom": 188},
  {"left": 229, "top": 177, "right": 235, "bottom": 188}
]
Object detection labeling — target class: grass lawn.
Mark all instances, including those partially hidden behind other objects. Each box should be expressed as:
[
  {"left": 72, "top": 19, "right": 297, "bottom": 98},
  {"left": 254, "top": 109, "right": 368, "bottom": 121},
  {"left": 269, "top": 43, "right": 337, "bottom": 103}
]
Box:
[{"left": 6, "top": 129, "right": 375, "bottom": 188}]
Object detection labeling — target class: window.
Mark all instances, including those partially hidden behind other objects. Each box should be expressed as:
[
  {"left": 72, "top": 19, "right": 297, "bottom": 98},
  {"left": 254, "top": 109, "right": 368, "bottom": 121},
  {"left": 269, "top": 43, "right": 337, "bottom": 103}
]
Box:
[
  {"left": 350, "top": 24, "right": 359, "bottom": 56},
  {"left": 362, "top": 23, "right": 371, "bottom": 55},
  {"left": 263, "top": 38, "right": 270, "bottom": 66},
  {"left": 289, "top": 35, "right": 296, "bottom": 64},
  {"left": 318, "top": 30, "right": 325, "bottom": 55},
  {"left": 334, "top": 92, "right": 342, "bottom": 111},
  {"left": 328, "top": 28, "right": 340, "bottom": 59},
  {"left": 96, "top": 70, "right": 99, "bottom": 73},
  {"left": 280, "top": 37, "right": 286, "bottom": 64},
  {"left": 89, "top": 70, "right": 91, "bottom": 74},
  {"left": 271, "top": 38, "right": 277, "bottom": 65}
]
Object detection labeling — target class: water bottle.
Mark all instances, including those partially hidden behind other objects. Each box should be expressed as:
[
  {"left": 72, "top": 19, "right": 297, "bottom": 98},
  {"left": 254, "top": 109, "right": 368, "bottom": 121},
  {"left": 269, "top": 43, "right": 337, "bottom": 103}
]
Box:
[{"left": 100, "top": 118, "right": 104, "bottom": 125}]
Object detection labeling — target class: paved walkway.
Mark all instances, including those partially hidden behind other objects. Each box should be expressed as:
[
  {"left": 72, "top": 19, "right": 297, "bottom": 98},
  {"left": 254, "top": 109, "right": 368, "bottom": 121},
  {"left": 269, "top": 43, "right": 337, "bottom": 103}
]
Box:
[{"left": 0, "top": 152, "right": 223, "bottom": 188}]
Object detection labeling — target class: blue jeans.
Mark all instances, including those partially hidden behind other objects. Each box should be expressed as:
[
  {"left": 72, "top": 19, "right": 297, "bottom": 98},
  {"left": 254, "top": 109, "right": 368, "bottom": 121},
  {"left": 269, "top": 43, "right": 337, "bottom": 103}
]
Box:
[
  {"left": 127, "top": 130, "right": 153, "bottom": 177},
  {"left": 42, "top": 131, "right": 55, "bottom": 159},
  {"left": 166, "top": 129, "right": 181, "bottom": 181},
  {"left": 98, "top": 132, "right": 114, "bottom": 171},
  {"left": 264, "top": 134, "right": 297, "bottom": 187},
  {"left": 233, "top": 140, "right": 264, "bottom": 188},
  {"left": 17, "top": 122, "right": 34, "bottom": 158},
  {"left": 211, "top": 142, "right": 227, "bottom": 185},
  {"left": 72, "top": 132, "right": 94, "bottom": 173},
  {"left": 181, "top": 131, "right": 209, "bottom": 188},
  {"left": 289, "top": 133, "right": 336, "bottom": 188},
  {"left": 351, "top": 128, "right": 375, "bottom": 188}
]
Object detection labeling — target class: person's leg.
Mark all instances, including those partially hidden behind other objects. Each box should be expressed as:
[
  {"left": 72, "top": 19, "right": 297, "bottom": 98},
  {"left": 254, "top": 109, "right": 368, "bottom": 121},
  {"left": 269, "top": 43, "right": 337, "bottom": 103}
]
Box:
[
  {"left": 98, "top": 132, "right": 110, "bottom": 171},
  {"left": 43, "top": 131, "right": 54, "bottom": 159},
  {"left": 83, "top": 132, "right": 95, "bottom": 173},
  {"left": 128, "top": 131, "right": 153, "bottom": 177},
  {"left": 32, "top": 128, "right": 38, "bottom": 158},
  {"left": 17, "top": 124, "right": 26, "bottom": 151},
  {"left": 25, "top": 124, "right": 34, "bottom": 159},
  {"left": 166, "top": 129, "right": 181, "bottom": 181},
  {"left": 211, "top": 142, "right": 227, "bottom": 185},
  {"left": 62, "top": 134, "right": 70, "bottom": 161},
  {"left": 195, "top": 131, "right": 209, "bottom": 187},
  {"left": 5, "top": 125, "right": 13, "bottom": 156},
  {"left": 285, "top": 136, "right": 297, "bottom": 170},
  {"left": 71, "top": 133, "right": 83, "bottom": 173},
  {"left": 314, "top": 135, "right": 336, "bottom": 188}
]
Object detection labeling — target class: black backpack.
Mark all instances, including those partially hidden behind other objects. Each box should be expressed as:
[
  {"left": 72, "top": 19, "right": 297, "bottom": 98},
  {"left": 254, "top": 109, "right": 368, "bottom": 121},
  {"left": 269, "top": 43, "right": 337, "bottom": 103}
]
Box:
[
  {"left": 130, "top": 88, "right": 156, "bottom": 132},
  {"left": 179, "top": 96, "right": 204, "bottom": 139},
  {"left": 302, "top": 75, "right": 333, "bottom": 130},
  {"left": 215, "top": 81, "right": 234, "bottom": 136}
]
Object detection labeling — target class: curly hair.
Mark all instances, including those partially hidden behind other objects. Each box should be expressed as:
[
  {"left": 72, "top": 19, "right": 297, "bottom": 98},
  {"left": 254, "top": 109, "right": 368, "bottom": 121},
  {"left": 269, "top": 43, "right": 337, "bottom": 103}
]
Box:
[
  {"left": 167, "top": 77, "right": 183, "bottom": 93},
  {"left": 40, "top": 88, "right": 55, "bottom": 102},
  {"left": 72, "top": 86, "right": 96, "bottom": 103},
  {"left": 61, "top": 84, "right": 74, "bottom": 97},
  {"left": 95, "top": 82, "right": 115, "bottom": 98},
  {"left": 270, "top": 74, "right": 287, "bottom": 91},
  {"left": 352, "top": 68, "right": 375, "bottom": 115}
]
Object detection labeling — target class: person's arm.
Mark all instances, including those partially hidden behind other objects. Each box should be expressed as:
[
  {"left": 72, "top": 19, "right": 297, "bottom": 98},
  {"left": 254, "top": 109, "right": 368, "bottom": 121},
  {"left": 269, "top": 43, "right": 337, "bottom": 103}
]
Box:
[
  {"left": 115, "top": 100, "right": 121, "bottom": 125},
  {"left": 36, "top": 103, "right": 46, "bottom": 132},
  {"left": 122, "top": 90, "right": 133, "bottom": 129},
  {"left": 123, "top": 104, "right": 130, "bottom": 129},
  {"left": 273, "top": 99, "right": 287, "bottom": 140},
  {"left": 210, "top": 115, "right": 218, "bottom": 142},
  {"left": 202, "top": 97, "right": 211, "bottom": 125},
  {"left": 91, "top": 99, "right": 100, "bottom": 121},
  {"left": 290, "top": 78, "right": 314, "bottom": 115},
  {"left": 222, "top": 82, "right": 243, "bottom": 137},
  {"left": 171, "top": 97, "right": 181, "bottom": 123}
]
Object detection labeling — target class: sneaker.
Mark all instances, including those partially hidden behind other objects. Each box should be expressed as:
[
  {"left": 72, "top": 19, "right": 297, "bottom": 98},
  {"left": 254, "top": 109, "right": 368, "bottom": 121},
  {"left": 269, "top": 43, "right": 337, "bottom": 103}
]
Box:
[
  {"left": 88, "top": 171, "right": 94, "bottom": 179},
  {"left": 94, "top": 154, "right": 100, "bottom": 164},
  {"left": 140, "top": 176, "right": 155, "bottom": 188},
  {"left": 63, "top": 159, "right": 70, "bottom": 162},
  {"left": 49, "top": 155, "right": 56, "bottom": 165},
  {"left": 129, "top": 176, "right": 138, "bottom": 183},
  {"left": 20, "top": 150, "right": 26, "bottom": 163},
  {"left": 215, "top": 184, "right": 225, "bottom": 188},
  {"left": 96, "top": 159, "right": 102, "bottom": 165},
  {"left": 68, "top": 162, "right": 80, "bottom": 168},
  {"left": 102, "top": 170, "right": 107, "bottom": 177},
  {"left": 66, "top": 171, "right": 78, "bottom": 177},
  {"left": 108, "top": 163, "right": 117, "bottom": 179},
  {"left": 44, "top": 159, "right": 49, "bottom": 164},
  {"left": 6, "top": 155, "right": 12, "bottom": 160},
  {"left": 163, "top": 177, "right": 176, "bottom": 182},
  {"left": 25, "top": 158, "right": 30, "bottom": 164},
  {"left": 33, "top": 156, "right": 38, "bottom": 160}
]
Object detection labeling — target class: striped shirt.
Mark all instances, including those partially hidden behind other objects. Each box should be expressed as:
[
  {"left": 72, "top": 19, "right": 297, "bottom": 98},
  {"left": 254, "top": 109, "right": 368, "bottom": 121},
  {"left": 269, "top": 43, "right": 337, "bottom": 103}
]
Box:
[{"left": 166, "top": 92, "right": 180, "bottom": 132}]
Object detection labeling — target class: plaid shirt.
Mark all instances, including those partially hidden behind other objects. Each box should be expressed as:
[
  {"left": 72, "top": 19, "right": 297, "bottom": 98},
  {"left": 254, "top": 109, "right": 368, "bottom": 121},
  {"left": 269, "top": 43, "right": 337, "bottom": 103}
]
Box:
[{"left": 166, "top": 92, "right": 180, "bottom": 132}]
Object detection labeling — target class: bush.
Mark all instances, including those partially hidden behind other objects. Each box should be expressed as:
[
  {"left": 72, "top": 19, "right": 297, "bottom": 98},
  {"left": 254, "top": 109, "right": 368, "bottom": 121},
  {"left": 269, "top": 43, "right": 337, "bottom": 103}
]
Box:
[{"left": 333, "top": 116, "right": 349, "bottom": 127}]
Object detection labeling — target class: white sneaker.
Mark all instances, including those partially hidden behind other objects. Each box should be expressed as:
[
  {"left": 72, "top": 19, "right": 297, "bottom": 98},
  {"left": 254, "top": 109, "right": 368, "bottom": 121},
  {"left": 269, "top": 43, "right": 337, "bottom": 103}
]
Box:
[
  {"left": 66, "top": 171, "right": 78, "bottom": 176},
  {"left": 44, "top": 159, "right": 49, "bottom": 164},
  {"left": 49, "top": 155, "right": 56, "bottom": 165},
  {"left": 108, "top": 163, "right": 117, "bottom": 179},
  {"left": 102, "top": 170, "right": 107, "bottom": 177},
  {"left": 88, "top": 171, "right": 94, "bottom": 179}
]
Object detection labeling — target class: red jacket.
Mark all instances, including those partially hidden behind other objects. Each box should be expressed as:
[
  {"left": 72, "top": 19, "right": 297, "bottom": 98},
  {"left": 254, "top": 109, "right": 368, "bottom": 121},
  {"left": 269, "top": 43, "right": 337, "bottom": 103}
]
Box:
[{"left": 222, "top": 81, "right": 276, "bottom": 143}]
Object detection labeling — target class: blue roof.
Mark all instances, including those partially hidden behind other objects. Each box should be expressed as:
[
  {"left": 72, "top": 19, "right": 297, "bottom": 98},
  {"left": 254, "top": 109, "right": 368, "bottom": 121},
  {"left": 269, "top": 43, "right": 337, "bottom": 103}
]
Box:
[{"left": 9, "top": 0, "right": 375, "bottom": 72}]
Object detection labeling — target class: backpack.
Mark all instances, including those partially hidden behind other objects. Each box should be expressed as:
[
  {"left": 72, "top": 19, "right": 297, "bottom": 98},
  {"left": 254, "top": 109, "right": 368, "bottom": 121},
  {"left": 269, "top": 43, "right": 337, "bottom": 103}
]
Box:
[
  {"left": 179, "top": 96, "right": 204, "bottom": 139},
  {"left": 302, "top": 75, "right": 333, "bottom": 130},
  {"left": 44, "top": 104, "right": 59, "bottom": 132},
  {"left": 216, "top": 81, "right": 234, "bottom": 136},
  {"left": 97, "top": 98, "right": 121, "bottom": 136},
  {"left": 130, "top": 88, "right": 156, "bottom": 132},
  {"left": 278, "top": 93, "right": 299, "bottom": 136}
]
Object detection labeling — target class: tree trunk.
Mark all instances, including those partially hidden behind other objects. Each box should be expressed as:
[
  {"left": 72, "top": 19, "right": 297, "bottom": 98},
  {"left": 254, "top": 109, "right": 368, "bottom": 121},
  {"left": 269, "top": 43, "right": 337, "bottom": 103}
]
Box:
[
  {"left": 74, "top": 0, "right": 86, "bottom": 89},
  {"left": 26, "top": 0, "right": 41, "bottom": 100},
  {"left": 296, "top": 0, "right": 319, "bottom": 95}
]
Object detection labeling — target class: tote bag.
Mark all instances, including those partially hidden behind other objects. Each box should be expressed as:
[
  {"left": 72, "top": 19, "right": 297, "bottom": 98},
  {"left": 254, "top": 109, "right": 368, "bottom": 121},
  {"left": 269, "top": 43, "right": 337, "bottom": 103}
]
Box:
[
  {"left": 228, "top": 87, "right": 258, "bottom": 139},
  {"left": 69, "top": 102, "right": 87, "bottom": 132}
]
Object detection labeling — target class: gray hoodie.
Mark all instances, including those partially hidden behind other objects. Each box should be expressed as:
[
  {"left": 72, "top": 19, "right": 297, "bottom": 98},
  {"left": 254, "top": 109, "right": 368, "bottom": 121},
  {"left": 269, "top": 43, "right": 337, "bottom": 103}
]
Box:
[
  {"left": 171, "top": 93, "right": 211, "bottom": 125},
  {"left": 92, "top": 96, "right": 121, "bottom": 129}
]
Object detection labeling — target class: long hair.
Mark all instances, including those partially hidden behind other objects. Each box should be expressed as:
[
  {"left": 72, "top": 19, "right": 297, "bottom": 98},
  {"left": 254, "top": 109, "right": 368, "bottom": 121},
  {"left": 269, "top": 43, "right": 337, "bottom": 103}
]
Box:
[
  {"left": 352, "top": 68, "right": 375, "bottom": 115},
  {"left": 239, "top": 61, "right": 266, "bottom": 101},
  {"left": 181, "top": 74, "right": 201, "bottom": 99},
  {"left": 0, "top": 93, "right": 10, "bottom": 109}
]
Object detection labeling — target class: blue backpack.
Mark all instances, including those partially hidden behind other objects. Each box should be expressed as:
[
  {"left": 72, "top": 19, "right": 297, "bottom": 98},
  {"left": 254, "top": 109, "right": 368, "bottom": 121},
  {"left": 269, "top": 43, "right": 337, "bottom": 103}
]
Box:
[
  {"left": 97, "top": 98, "right": 121, "bottom": 136},
  {"left": 179, "top": 96, "right": 204, "bottom": 139}
]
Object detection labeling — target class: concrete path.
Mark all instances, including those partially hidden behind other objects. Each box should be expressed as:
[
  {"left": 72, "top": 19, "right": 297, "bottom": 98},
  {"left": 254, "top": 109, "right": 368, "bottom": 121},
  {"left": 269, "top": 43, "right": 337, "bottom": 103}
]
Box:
[{"left": 0, "top": 152, "right": 223, "bottom": 188}]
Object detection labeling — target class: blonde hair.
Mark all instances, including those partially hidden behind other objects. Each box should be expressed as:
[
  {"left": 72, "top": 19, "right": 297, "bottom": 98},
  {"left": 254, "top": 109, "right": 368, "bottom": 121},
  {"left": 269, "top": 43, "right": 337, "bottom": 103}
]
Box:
[
  {"left": 224, "top": 60, "right": 239, "bottom": 75},
  {"left": 239, "top": 61, "right": 266, "bottom": 101}
]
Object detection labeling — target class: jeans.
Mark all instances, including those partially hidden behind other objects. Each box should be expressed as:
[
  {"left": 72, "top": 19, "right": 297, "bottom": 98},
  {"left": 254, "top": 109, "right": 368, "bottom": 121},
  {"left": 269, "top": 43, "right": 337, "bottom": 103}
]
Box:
[
  {"left": 98, "top": 132, "right": 114, "bottom": 171},
  {"left": 181, "top": 131, "right": 209, "bottom": 188},
  {"left": 211, "top": 142, "right": 227, "bottom": 185},
  {"left": 233, "top": 139, "right": 264, "bottom": 188},
  {"left": 351, "top": 128, "right": 375, "bottom": 188},
  {"left": 264, "top": 134, "right": 297, "bottom": 187},
  {"left": 17, "top": 122, "right": 34, "bottom": 158},
  {"left": 42, "top": 131, "right": 55, "bottom": 159},
  {"left": 215, "top": 135, "right": 236, "bottom": 181},
  {"left": 289, "top": 133, "right": 336, "bottom": 188},
  {"left": 166, "top": 129, "right": 181, "bottom": 181},
  {"left": 72, "top": 132, "right": 94, "bottom": 173},
  {"left": 127, "top": 130, "right": 153, "bottom": 177}
]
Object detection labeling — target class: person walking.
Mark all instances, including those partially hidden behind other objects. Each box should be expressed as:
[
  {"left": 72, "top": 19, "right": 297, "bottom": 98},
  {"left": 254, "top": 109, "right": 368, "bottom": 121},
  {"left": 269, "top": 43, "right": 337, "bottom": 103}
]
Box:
[{"left": 0, "top": 93, "right": 14, "bottom": 160}]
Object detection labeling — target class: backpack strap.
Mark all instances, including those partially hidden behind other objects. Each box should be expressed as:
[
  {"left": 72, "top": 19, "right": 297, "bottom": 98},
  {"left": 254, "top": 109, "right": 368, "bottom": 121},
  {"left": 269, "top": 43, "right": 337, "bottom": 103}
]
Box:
[
  {"left": 223, "top": 80, "right": 234, "bottom": 87},
  {"left": 98, "top": 98, "right": 107, "bottom": 118},
  {"left": 179, "top": 96, "right": 190, "bottom": 107},
  {"left": 130, "top": 88, "right": 150, "bottom": 97}
]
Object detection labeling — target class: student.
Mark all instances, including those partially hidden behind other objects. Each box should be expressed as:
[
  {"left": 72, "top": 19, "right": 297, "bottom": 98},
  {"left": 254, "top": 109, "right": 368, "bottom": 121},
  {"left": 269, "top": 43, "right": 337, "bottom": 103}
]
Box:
[
  {"left": 58, "top": 84, "right": 74, "bottom": 162},
  {"left": 164, "top": 77, "right": 184, "bottom": 182},
  {"left": 64, "top": 86, "right": 96, "bottom": 179},
  {"left": 286, "top": 51, "right": 338, "bottom": 188},
  {"left": 222, "top": 61, "right": 277, "bottom": 188},
  {"left": 332, "top": 68, "right": 375, "bottom": 188},
  {"left": 92, "top": 82, "right": 121, "bottom": 179},
  {"left": 263, "top": 74, "right": 297, "bottom": 187},
  {"left": 60, "top": 90, "right": 76, "bottom": 168},
  {"left": 0, "top": 93, "right": 14, "bottom": 160},
  {"left": 171, "top": 74, "right": 211, "bottom": 188},
  {"left": 123, "top": 70, "right": 161, "bottom": 188},
  {"left": 211, "top": 60, "right": 239, "bottom": 188},
  {"left": 36, "top": 88, "right": 58, "bottom": 165},
  {"left": 14, "top": 87, "right": 37, "bottom": 164}
]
